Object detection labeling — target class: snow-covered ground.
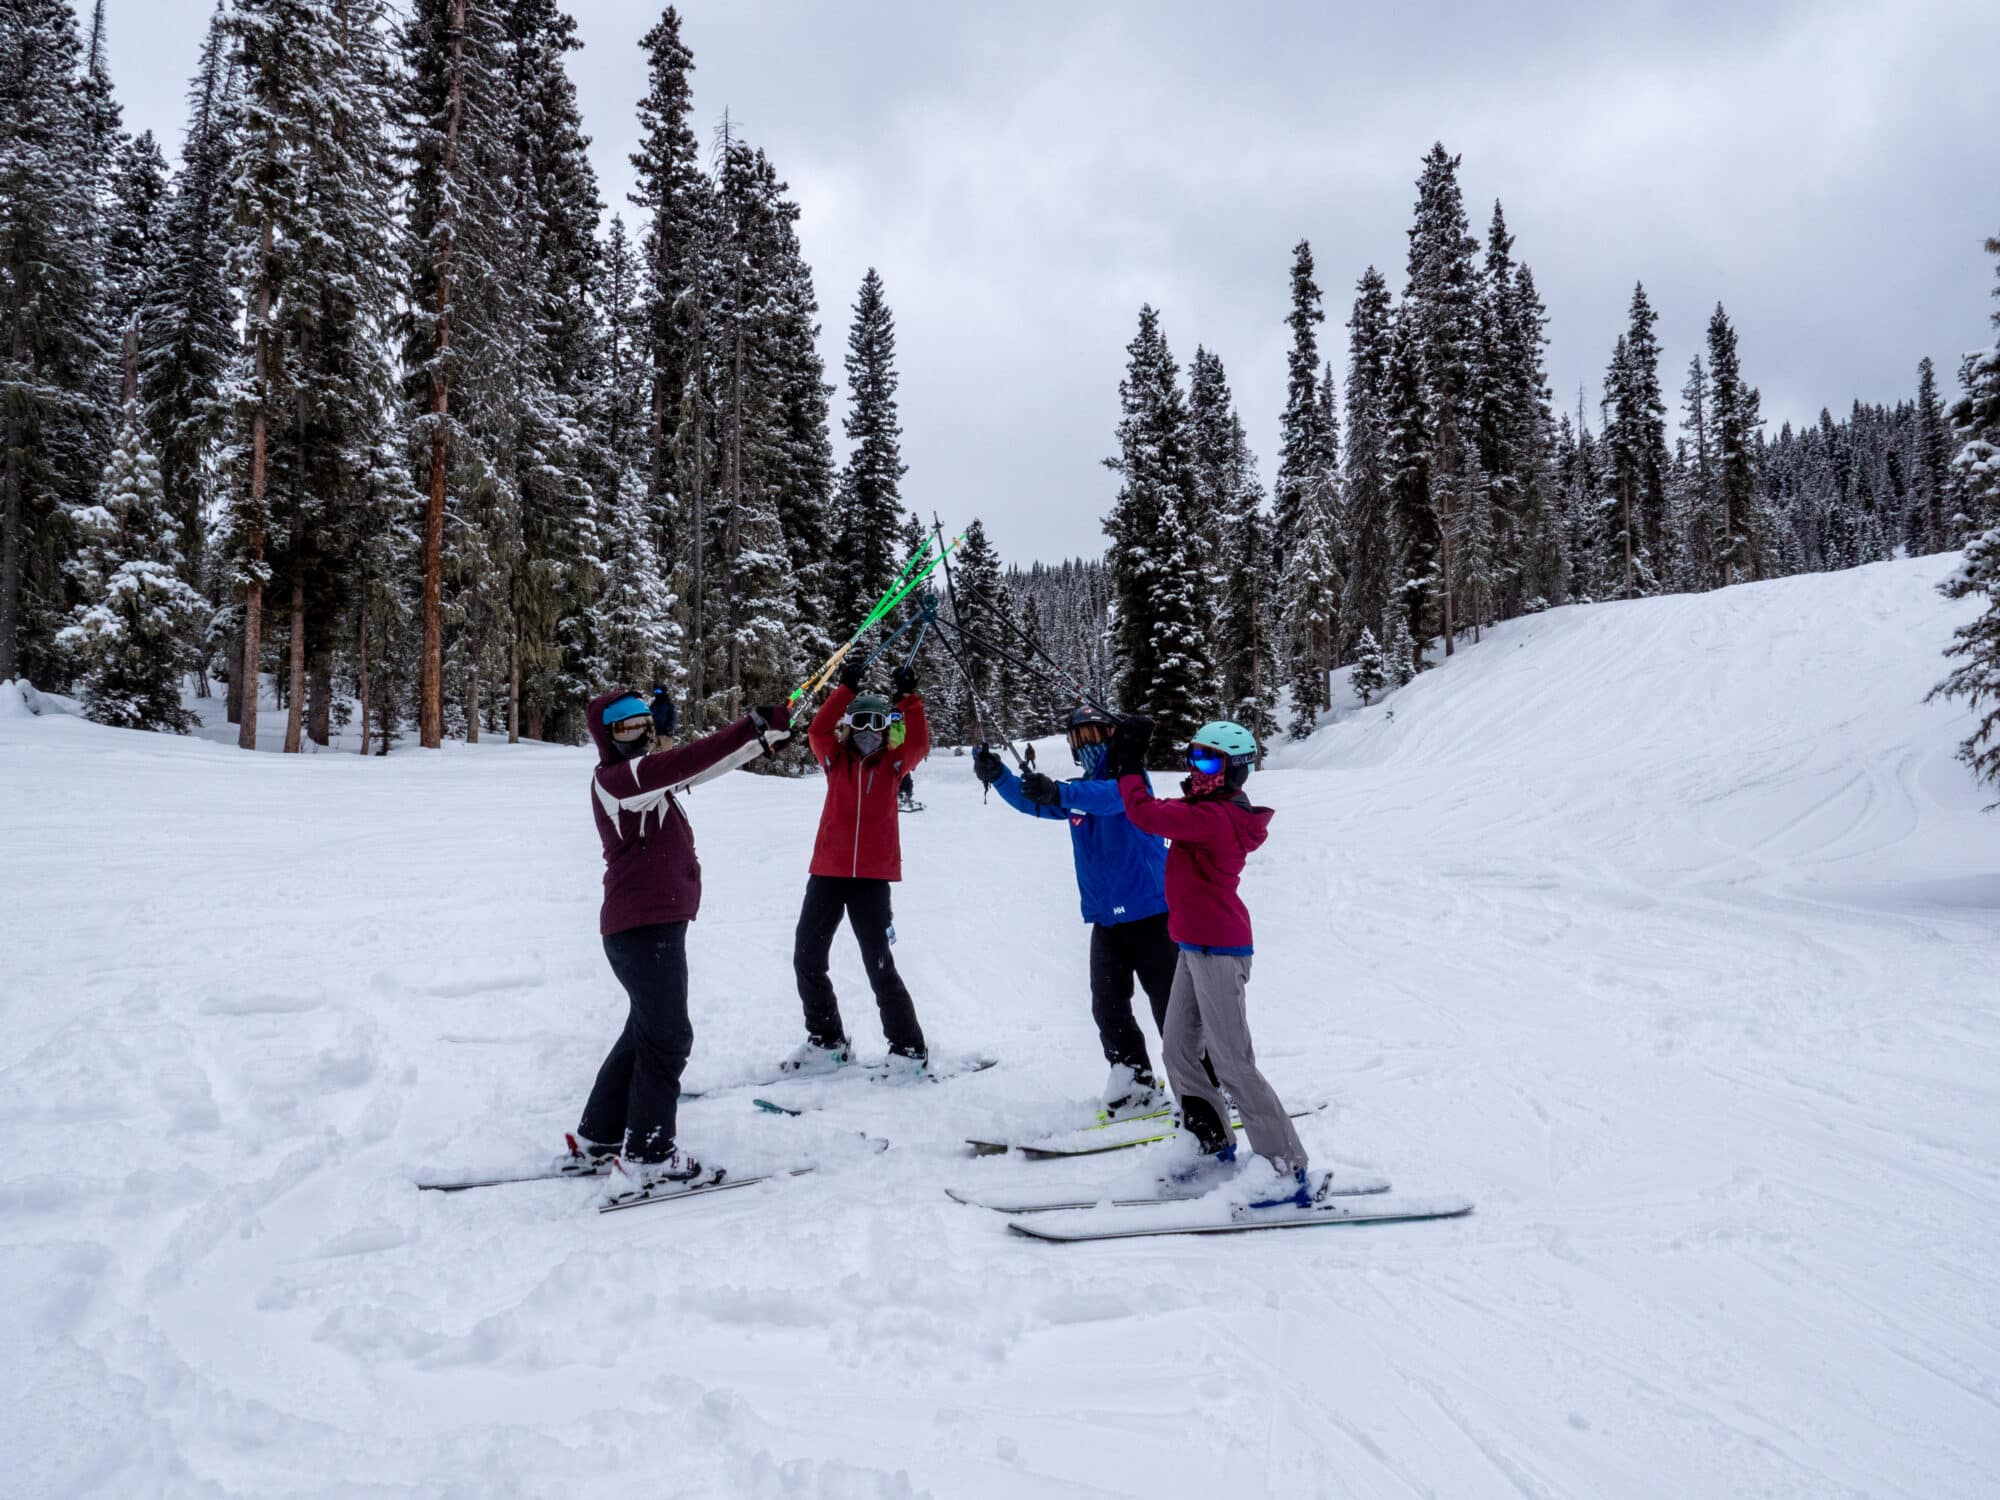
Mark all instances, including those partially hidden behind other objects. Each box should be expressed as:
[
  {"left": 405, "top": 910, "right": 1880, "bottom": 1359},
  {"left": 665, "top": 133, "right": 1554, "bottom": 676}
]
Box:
[{"left": 6, "top": 554, "right": 1998, "bottom": 1499}]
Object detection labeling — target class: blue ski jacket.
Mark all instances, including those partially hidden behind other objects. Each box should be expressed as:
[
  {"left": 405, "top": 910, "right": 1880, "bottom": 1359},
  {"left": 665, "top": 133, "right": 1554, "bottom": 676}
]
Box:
[{"left": 992, "top": 764, "right": 1169, "bottom": 928}]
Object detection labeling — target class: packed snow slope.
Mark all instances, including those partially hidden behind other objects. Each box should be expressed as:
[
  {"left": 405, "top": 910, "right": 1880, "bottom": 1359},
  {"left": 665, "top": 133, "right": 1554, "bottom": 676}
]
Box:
[{"left": 5, "top": 554, "right": 1998, "bottom": 1500}]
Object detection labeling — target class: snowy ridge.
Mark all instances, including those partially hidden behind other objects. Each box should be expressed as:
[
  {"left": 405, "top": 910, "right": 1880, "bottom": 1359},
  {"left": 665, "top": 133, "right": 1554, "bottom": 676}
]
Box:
[{"left": 4, "top": 554, "right": 1997, "bottom": 1498}]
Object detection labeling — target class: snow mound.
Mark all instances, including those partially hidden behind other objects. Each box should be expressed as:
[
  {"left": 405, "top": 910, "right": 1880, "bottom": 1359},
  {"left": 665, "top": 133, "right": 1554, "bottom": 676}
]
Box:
[{"left": 3, "top": 554, "right": 1997, "bottom": 1499}]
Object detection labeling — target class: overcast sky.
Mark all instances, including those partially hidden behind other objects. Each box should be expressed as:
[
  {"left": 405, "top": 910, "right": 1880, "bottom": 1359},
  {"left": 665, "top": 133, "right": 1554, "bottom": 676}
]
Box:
[{"left": 103, "top": 0, "right": 1999, "bottom": 566}]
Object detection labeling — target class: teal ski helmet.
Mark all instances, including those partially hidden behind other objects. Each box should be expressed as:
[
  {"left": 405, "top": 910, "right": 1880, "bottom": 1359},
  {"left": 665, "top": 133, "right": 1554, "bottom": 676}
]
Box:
[{"left": 1188, "top": 720, "right": 1258, "bottom": 789}]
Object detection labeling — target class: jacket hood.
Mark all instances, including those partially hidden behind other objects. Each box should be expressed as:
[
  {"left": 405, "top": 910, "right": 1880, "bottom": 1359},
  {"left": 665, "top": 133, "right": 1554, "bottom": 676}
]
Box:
[
  {"left": 585, "top": 690, "right": 624, "bottom": 767},
  {"left": 1222, "top": 793, "right": 1273, "bottom": 853}
]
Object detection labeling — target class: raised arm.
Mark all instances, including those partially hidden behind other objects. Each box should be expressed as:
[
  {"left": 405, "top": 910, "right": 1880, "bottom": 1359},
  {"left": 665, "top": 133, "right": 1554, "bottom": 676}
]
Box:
[
  {"left": 809, "top": 685, "right": 854, "bottom": 766},
  {"left": 898, "top": 691, "right": 930, "bottom": 766},
  {"left": 1117, "top": 773, "right": 1226, "bottom": 844},
  {"left": 628, "top": 716, "right": 762, "bottom": 794}
]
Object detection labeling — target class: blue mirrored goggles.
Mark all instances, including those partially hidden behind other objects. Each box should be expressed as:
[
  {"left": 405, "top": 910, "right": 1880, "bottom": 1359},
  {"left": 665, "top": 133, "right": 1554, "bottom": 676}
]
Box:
[
  {"left": 1187, "top": 746, "right": 1228, "bottom": 775},
  {"left": 843, "top": 709, "right": 904, "bottom": 733}
]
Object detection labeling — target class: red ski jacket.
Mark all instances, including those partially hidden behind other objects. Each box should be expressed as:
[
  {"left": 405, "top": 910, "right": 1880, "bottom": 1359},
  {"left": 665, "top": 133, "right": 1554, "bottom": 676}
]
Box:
[
  {"left": 808, "top": 685, "right": 929, "bottom": 881},
  {"left": 586, "top": 690, "right": 764, "bottom": 936},
  {"left": 1117, "top": 774, "right": 1273, "bottom": 950}
]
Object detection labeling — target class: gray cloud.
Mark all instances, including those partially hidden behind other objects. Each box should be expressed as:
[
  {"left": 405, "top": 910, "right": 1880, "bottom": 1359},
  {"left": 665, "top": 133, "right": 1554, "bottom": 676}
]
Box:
[{"left": 107, "top": 0, "right": 2000, "bottom": 564}]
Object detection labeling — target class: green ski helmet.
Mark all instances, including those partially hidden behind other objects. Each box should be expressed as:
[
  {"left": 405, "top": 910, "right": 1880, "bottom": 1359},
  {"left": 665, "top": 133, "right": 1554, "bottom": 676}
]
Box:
[{"left": 1188, "top": 720, "right": 1258, "bottom": 789}]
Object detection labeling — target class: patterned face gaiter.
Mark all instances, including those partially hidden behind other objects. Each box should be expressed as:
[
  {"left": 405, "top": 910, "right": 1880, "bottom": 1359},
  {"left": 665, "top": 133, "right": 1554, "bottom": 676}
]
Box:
[
  {"left": 851, "top": 728, "right": 884, "bottom": 758},
  {"left": 1078, "top": 742, "right": 1109, "bottom": 778},
  {"left": 1187, "top": 766, "right": 1227, "bottom": 797}
]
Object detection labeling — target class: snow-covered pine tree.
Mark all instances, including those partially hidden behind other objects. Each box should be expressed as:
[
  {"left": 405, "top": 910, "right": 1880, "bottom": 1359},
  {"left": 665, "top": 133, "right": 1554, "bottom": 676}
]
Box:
[
  {"left": 1103, "top": 305, "right": 1209, "bottom": 759},
  {"left": 768, "top": 212, "right": 838, "bottom": 673},
  {"left": 1948, "top": 236, "right": 2000, "bottom": 537},
  {"left": 585, "top": 213, "right": 683, "bottom": 698},
  {"left": 1349, "top": 627, "right": 1386, "bottom": 706},
  {"left": 1509, "top": 264, "right": 1567, "bottom": 610},
  {"left": 1598, "top": 285, "right": 1668, "bottom": 599},
  {"left": 1273, "top": 240, "right": 1324, "bottom": 572},
  {"left": 1929, "top": 231, "right": 2000, "bottom": 795},
  {"left": 1678, "top": 354, "right": 1717, "bottom": 587},
  {"left": 832, "top": 268, "right": 908, "bottom": 634},
  {"left": 1708, "top": 303, "right": 1763, "bottom": 585},
  {"left": 1384, "top": 305, "right": 1440, "bottom": 670},
  {"left": 1282, "top": 359, "right": 1343, "bottom": 733},
  {"left": 1456, "top": 448, "right": 1496, "bottom": 640},
  {"left": 944, "top": 516, "right": 1005, "bottom": 743},
  {"left": 1187, "top": 346, "right": 1239, "bottom": 709},
  {"left": 139, "top": 7, "right": 238, "bottom": 612},
  {"left": 1385, "top": 599, "right": 1416, "bottom": 688},
  {"left": 630, "top": 6, "right": 704, "bottom": 541},
  {"left": 1403, "top": 144, "right": 1480, "bottom": 656},
  {"left": 103, "top": 131, "right": 168, "bottom": 392},
  {"left": 0, "top": 0, "right": 113, "bottom": 689},
  {"left": 59, "top": 403, "right": 203, "bottom": 731},
  {"left": 399, "top": 0, "right": 510, "bottom": 747},
  {"left": 1908, "top": 357, "right": 1955, "bottom": 551},
  {"left": 1339, "top": 267, "right": 1394, "bottom": 657},
  {"left": 502, "top": 0, "right": 607, "bottom": 743},
  {"left": 1202, "top": 367, "right": 1278, "bottom": 744}
]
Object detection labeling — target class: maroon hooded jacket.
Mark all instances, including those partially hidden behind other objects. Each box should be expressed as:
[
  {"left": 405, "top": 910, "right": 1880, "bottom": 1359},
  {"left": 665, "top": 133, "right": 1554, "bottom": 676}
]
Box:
[
  {"left": 1116, "top": 774, "right": 1274, "bottom": 950},
  {"left": 586, "top": 689, "right": 763, "bottom": 936}
]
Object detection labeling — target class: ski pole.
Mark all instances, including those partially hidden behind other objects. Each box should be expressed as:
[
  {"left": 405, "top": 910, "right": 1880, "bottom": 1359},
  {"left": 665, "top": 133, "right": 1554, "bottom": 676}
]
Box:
[
  {"left": 931, "top": 514, "right": 1024, "bottom": 772},
  {"left": 947, "top": 573, "right": 1116, "bottom": 717},
  {"left": 786, "top": 534, "right": 962, "bottom": 721}
]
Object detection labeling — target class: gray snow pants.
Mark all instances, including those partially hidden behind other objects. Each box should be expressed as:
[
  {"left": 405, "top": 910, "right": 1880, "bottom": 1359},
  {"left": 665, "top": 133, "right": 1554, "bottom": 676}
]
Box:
[{"left": 1162, "top": 949, "right": 1308, "bottom": 1169}]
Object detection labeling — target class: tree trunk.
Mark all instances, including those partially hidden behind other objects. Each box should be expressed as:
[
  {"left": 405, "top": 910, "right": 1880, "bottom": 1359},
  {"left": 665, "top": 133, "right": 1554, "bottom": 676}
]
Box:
[
  {"left": 525, "top": 703, "right": 544, "bottom": 742},
  {"left": 507, "top": 634, "right": 519, "bottom": 744},
  {"left": 1439, "top": 461, "right": 1457, "bottom": 659},
  {"left": 419, "top": 0, "right": 469, "bottom": 751},
  {"left": 466, "top": 662, "right": 479, "bottom": 744},
  {"left": 225, "top": 633, "right": 243, "bottom": 724},
  {"left": 284, "top": 573, "right": 306, "bottom": 752},
  {"left": 238, "top": 210, "right": 274, "bottom": 752},
  {"left": 307, "top": 638, "right": 331, "bottom": 748},
  {"left": 0, "top": 306, "right": 24, "bottom": 683},
  {"left": 357, "top": 594, "right": 371, "bottom": 756}
]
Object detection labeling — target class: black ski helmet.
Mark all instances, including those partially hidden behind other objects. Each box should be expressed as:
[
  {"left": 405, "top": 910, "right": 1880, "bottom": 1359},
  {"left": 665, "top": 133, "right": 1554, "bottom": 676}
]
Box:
[{"left": 1065, "top": 703, "right": 1118, "bottom": 764}]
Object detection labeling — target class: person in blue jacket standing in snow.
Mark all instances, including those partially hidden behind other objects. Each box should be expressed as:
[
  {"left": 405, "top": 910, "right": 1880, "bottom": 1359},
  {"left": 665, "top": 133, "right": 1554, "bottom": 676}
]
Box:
[{"left": 973, "top": 705, "right": 1187, "bottom": 1118}]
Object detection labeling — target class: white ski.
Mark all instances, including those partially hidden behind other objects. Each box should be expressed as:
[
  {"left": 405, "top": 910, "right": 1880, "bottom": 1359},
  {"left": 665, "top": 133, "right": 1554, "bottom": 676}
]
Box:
[
  {"left": 946, "top": 1170, "right": 1392, "bottom": 1214},
  {"left": 1006, "top": 1193, "right": 1474, "bottom": 1242},
  {"left": 598, "top": 1165, "right": 816, "bottom": 1215}
]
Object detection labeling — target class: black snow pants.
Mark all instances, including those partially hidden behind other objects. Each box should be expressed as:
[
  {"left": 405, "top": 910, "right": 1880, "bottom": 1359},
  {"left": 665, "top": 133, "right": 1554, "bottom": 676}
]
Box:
[
  {"left": 578, "top": 921, "right": 692, "bottom": 1163},
  {"left": 1087, "top": 912, "right": 1180, "bottom": 1079},
  {"left": 793, "top": 874, "right": 927, "bottom": 1059}
]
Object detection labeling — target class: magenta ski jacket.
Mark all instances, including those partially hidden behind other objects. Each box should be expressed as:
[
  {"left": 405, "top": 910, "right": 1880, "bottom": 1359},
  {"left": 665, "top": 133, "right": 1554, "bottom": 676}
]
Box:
[
  {"left": 1116, "top": 774, "right": 1273, "bottom": 951},
  {"left": 586, "top": 690, "right": 762, "bottom": 936}
]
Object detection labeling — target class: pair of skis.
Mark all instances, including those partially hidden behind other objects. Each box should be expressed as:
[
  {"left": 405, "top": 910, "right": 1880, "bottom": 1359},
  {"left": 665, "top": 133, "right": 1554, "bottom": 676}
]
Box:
[
  {"left": 415, "top": 1162, "right": 818, "bottom": 1214},
  {"left": 949, "top": 1162, "right": 1471, "bottom": 1243},
  {"left": 966, "top": 1101, "right": 1321, "bottom": 1160}
]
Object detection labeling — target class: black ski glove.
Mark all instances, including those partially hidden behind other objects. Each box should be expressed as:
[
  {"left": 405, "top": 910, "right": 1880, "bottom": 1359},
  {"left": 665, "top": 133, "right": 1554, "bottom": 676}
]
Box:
[
  {"left": 1107, "top": 714, "right": 1153, "bottom": 778},
  {"left": 838, "top": 657, "right": 866, "bottom": 693},
  {"left": 972, "top": 746, "right": 1006, "bottom": 787},
  {"left": 891, "top": 663, "right": 918, "bottom": 699},
  {"left": 1021, "top": 771, "right": 1063, "bottom": 810}
]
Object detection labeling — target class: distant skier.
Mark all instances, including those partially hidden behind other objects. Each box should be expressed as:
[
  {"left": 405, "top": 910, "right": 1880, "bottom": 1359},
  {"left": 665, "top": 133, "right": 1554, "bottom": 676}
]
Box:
[
  {"left": 898, "top": 771, "right": 918, "bottom": 812},
  {"left": 784, "top": 658, "right": 931, "bottom": 1077},
  {"left": 1107, "top": 715, "right": 1334, "bottom": 1211},
  {"left": 1021, "top": 741, "right": 1037, "bottom": 772},
  {"left": 558, "top": 688, "right": 789, "bottom": 1200},
  {"left": 972, "top": 705, "right": 1184, "bottom": 1118}
]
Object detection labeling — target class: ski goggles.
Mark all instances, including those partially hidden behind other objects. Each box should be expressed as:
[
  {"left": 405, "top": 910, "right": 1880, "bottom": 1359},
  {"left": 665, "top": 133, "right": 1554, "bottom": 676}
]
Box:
[
  {"left": 609, "top": 714, "right": 654, "bottom": 744},
  {"left": 1066, "top": 721, "right": 1115, "bottom": 749},
  {"left": 844, "top": 709, "right": 904, "bottom": 733},
  {"left": 1186, "top": 745, "right": 1229, "bottom": 775}
]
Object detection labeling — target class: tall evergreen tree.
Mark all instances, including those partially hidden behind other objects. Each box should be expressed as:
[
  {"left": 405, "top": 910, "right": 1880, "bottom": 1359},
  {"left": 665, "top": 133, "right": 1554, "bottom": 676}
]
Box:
[
  {"left": 1384, "top": 306, "right": 1440, "bottom": 669},
  {"left": 1102, "top": 305, "right": 1209, "bottom": 758},
  {"left": 59, "top": 402, "right": 204, "bottom": 730},
  {"left": 1339, "top": 267, "right": 1395, "bottom": 657},
  {"left": 1708, "top": 303, "right": 1763, "bottom": 585},
  {"left": 1914, "top": 356, "right": 1955, "bottom": 552},
  {"left": 1930, "top": 231, "right": 2000, "bottom": 795},
  {"left": 0, "top": 0, "right": 112, "bottom": 685},
  {"left": 1273, "top": 239, "right": 1324, "bottom": 569},
  {"left": 139, "top": 6, "right": 238, "bottom": 605},
  {"left": 1403, "top": 144, "right": 1480, "bottom": 654},
  {"left": 832, "top": 267, "right": 907, "bottom": 632}
]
